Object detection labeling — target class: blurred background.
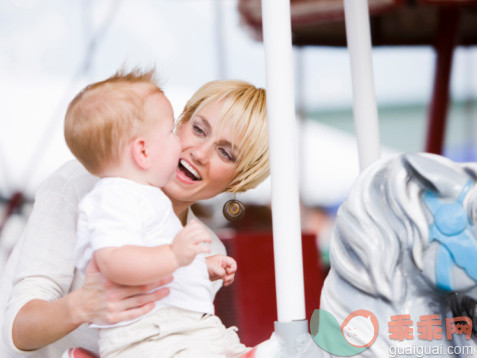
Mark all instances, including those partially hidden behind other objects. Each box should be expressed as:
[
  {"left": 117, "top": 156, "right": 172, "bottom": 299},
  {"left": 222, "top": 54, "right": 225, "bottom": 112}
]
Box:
[{"left": 1, "top": 0, "right": 477, "bottom": 346}]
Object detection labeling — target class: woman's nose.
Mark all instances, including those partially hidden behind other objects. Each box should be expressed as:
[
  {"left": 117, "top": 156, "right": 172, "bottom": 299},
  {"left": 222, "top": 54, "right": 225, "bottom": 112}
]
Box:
[{"left": 190, "top": 142, "right": 213, "bottom": 164}]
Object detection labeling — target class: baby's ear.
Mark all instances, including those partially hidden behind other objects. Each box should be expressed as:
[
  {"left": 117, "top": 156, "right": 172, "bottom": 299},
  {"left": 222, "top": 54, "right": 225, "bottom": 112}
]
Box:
[{"left": 130, "top": 137, "right": 151, "bottom": 170}]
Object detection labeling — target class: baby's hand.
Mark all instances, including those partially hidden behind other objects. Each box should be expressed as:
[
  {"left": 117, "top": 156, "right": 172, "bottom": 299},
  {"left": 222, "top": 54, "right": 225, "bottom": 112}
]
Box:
[
  {"left": 206, "top": 255, "right": 237, "bottom": 286},
  {"left": 171, "top": 219, "right": 212, "bottom": 267}
]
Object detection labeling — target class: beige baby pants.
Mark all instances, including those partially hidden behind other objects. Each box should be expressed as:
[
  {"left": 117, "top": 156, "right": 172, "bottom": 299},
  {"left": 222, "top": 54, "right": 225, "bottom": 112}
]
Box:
[{"left": 98, "top": 306, "right": 251, "bottom": 358}]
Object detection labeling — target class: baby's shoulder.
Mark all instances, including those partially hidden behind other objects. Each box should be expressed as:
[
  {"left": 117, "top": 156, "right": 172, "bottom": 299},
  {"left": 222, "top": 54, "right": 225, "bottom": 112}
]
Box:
[
  {"left": 83, "top": 179, "right": 170, "bottom": 212},
  {"left": 85, "top": 178, "right": 138, "bottom": 204}
]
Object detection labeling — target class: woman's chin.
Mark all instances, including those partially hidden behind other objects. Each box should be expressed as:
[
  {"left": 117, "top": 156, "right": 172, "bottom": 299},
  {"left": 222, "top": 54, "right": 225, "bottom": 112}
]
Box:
[
  {"left": 165, "top": 171, "right": 228, "bottom": 203},
  {"left": 164, "top": 176, "right": 200, "bottom": 200}
]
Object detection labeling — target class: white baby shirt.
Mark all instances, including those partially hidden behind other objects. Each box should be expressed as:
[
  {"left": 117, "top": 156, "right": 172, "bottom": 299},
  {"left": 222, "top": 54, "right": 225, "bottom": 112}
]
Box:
[{"left": 74, "top": 177, "right": 214, "bottom": 328}]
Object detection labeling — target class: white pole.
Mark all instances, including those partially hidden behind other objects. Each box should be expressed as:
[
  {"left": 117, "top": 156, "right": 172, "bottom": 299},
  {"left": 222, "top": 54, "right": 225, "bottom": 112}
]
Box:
[
  {"left": 261, "top": 0, "right": 306, "bottom": 322},
  {"left": 344, "top": 0, "right": 381, "bottom": 171},
  {"left": 213, "top": 0, "right": 226, "bottom": 79}
]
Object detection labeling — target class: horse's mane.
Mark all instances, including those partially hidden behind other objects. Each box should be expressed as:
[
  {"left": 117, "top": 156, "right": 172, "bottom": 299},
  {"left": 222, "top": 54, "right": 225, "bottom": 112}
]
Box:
[{"left": 330, "top": 154, "right": 434, "bottom": 301}]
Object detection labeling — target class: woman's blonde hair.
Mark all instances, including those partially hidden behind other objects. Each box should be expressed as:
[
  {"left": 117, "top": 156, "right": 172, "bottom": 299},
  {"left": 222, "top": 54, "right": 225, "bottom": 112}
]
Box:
[
  {"left": 177, "top": 80, "right": 269, "bottom": 193},
  {"left": 64, "top": 69, "right": 162, "bottom": 175}
]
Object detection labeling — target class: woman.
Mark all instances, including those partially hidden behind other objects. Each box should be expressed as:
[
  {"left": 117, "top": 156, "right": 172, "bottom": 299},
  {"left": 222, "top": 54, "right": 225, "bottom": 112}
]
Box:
[{"left": 0, "top": 78, "right": 269, "bottom": 357}]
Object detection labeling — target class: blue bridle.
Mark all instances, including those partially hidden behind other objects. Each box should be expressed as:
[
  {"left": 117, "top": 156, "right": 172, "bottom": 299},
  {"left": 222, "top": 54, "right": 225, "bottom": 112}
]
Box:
[{"left": 423, "top": 181, "right": 477, "bottom": 291}]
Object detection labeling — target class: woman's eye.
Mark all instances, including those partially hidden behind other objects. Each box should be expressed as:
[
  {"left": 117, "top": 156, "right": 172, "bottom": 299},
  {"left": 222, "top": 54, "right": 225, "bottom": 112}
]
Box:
[
  {"left": 193, "top": 125, "right": 204, "bottom": 136},
  {"left": 219, "top": 148, "right": 235, "bottom": 162}
]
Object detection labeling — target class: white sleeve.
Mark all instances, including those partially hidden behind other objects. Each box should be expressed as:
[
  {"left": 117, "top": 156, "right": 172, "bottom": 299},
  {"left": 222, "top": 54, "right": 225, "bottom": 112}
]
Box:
[
  {"left": 3, "top": 190, "right": 80, "bottom": 355},
  {"left": 1, "top": 160, "right": 98, "bottom": 356},
  {"left": 77, "top": 187, "right": 144, "bottom": 254}
]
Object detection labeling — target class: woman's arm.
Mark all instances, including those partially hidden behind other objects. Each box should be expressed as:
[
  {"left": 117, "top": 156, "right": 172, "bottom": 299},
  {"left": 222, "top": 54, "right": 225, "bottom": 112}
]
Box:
[
  {"left": 2, "top": 161, "right": 171, "bottom": 354},
  {"left": 2, "top": 162, "right": 92, "bottom": 353},
  {"left": 94, "top": 220, "right": 212, "bottom": 286},
  {"left": 12, "top": 294, "right": 84, "bottom": 351},
  {"left": 12, "top": 260, "right": 172, "bottom": 351}
]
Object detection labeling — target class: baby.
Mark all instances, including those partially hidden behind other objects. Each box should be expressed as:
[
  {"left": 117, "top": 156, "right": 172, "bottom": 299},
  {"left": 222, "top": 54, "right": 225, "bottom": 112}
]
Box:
[{"left": 64, "top": 69, "right": 248, "bottom": 357}]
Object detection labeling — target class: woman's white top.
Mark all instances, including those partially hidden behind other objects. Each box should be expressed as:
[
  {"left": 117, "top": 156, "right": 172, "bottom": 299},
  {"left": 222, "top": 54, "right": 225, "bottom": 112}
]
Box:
[
  {"left": 75, "top": 177, "right": 214, "bottom": 328},
  {"left": 0, "top": 160, "right": 225, "bottom": 357}
]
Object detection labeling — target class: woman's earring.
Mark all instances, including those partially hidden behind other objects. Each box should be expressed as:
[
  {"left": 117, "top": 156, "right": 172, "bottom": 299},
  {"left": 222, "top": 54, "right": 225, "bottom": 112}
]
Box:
[{"left": 223, "top": 197, "right": 245, "bottom": 222}]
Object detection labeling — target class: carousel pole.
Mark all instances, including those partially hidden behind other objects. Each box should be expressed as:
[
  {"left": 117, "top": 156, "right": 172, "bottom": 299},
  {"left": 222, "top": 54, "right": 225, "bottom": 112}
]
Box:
[
  {"left": 343, "top": 0, "right": 381, "bottom": 170},
  {"left": 261, "top": 0, "right": 306, "bottom": 326},
  {"left": 253, "top": 1, "right": 380, "bottom": 356}
]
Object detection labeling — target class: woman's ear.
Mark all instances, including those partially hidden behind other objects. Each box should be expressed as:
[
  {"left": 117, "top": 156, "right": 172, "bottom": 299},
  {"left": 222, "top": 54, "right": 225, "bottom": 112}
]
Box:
[{"left": 130, "top": 137, "right": 151, "bottom": 170}]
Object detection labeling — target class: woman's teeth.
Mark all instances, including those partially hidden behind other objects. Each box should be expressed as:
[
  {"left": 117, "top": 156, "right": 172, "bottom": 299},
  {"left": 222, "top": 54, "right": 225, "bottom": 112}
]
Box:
[{"left": 180, "top": 159, "right": 202, "bottom": 180}]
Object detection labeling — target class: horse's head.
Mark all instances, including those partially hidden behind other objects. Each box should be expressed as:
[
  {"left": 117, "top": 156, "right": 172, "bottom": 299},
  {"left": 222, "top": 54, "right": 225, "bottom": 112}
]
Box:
[
  {"left": 404, "top": 153, "right": 477, "bottom": 299},
  {"left": 330, "top": 153, "right": 477, "bottom": 304}
]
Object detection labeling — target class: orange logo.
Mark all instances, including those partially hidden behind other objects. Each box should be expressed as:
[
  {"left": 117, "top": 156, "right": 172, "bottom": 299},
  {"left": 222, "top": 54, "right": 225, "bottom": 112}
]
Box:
[{"left": 340, "top": 310, "right": 379, "bottom": 348}]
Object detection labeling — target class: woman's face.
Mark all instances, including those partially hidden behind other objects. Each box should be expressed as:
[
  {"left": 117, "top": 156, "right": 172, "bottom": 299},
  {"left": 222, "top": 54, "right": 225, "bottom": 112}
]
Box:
[{"left": 163, "top": 101, "right": 240, "bottom": 205}]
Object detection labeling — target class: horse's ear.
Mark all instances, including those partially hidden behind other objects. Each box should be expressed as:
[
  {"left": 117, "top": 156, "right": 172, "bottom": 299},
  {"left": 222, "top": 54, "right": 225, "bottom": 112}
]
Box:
[{"left": 402, "top": 153, "right": 468, "bottom": 197}]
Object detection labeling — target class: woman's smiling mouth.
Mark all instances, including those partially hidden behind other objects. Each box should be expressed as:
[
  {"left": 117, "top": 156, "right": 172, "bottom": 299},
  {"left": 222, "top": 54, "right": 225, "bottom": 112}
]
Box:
[{"left": 177, "top": 159, "right": 202, "bottom": 182}]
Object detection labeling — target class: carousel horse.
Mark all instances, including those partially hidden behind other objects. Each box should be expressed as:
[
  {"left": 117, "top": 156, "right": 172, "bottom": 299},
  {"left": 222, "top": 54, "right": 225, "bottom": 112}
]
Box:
[
  {"left": 253, "top": 153, "right": 477, "bottom": 357},
  {"left": 316, "top": 153, "right": 477, "bottom": 357}
]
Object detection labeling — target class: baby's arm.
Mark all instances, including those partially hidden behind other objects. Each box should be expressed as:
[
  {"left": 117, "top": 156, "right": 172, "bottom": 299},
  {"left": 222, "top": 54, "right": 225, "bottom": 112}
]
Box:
[{"left": 94, "top": 220, "right": 212, "bottom": 286}]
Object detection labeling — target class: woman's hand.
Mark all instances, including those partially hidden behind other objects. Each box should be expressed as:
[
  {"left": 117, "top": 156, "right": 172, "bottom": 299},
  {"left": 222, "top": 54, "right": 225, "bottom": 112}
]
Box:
[
  {"left": 206, "top": 255, "right": 237, "bottom": 287},
  {"left": 71, "top": 258, "right": 173, "bottom": 326}
]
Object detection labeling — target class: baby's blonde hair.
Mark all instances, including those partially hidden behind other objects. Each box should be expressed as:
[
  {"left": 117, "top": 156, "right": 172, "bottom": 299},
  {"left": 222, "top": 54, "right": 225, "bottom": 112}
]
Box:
[
  {"left": 64, "top": 69, "right": 162, "bottom": 175},
  {"left": 177, "top": 80, "right": 269, "bottom": 193}
]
